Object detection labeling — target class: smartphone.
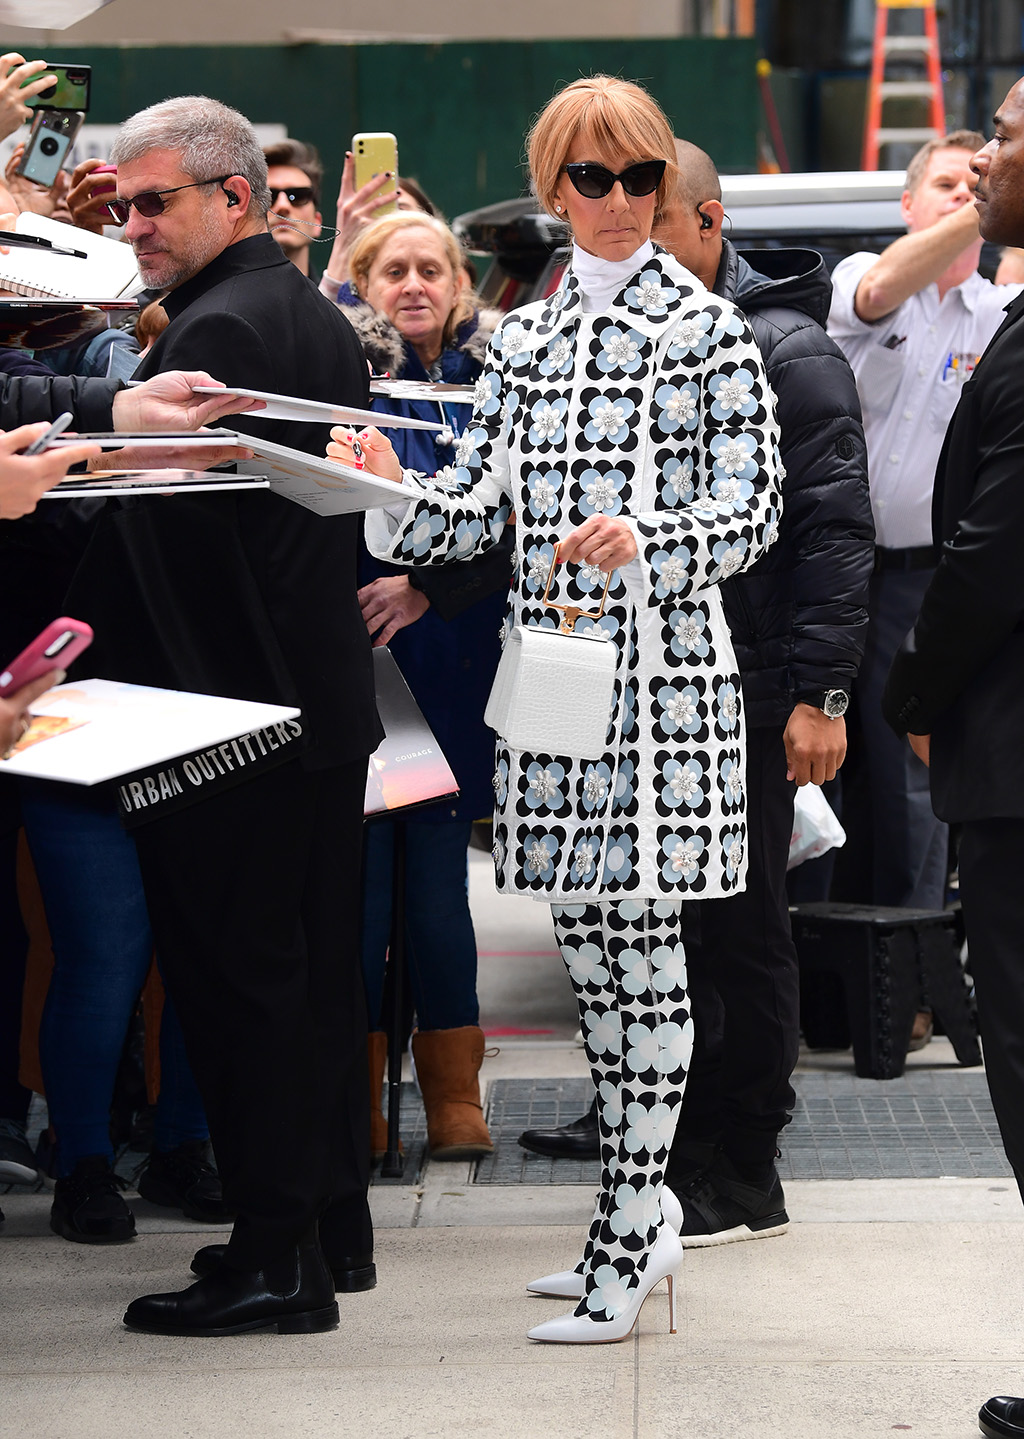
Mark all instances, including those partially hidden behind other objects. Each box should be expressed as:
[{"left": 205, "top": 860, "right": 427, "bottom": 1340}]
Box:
[
  {"left": 0, "top": 617, "right": 93, "bottom": 693},
  {"left": 23, "top": 62, "right": 91, "bottom": 112},
  {"left": 17, "top": 108, "right": 84, "bottom": 189},
  {"left": 21, "top": 410, "right": 73, "bottom": 454},
  {"left": 353, "top": 132, "right": 399, "bottom": 217}
]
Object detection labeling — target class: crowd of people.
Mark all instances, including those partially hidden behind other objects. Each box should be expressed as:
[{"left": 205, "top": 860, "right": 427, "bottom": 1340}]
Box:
[{"left": 1, "top": 44, "right": 1024, "bottom": 1431}]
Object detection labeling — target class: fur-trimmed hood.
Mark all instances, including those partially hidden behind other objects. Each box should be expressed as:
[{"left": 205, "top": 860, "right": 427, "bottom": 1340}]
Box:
[{"left": 337, "top": 283, "right": 500, "bottom": 378}]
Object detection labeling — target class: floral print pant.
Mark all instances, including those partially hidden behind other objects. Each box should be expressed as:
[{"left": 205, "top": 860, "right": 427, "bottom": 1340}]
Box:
[{"left": 550, "top": 897, "right": 692, "bottom": 1321}]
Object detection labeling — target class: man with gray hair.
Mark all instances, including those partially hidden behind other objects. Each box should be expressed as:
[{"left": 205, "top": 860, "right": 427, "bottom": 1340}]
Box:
[{"left": 63, "top": 96, "right": 382, "bottom": 1337}]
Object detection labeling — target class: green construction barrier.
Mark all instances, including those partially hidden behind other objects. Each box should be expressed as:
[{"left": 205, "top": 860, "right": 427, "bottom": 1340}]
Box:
[{"left": 66, "top": 37, "right": 759, "bottom": 217}]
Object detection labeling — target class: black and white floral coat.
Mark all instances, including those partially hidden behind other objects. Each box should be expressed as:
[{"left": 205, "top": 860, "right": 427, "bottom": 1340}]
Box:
[{"left": 366, "top": 248, "right": 783, "bottom": 903}]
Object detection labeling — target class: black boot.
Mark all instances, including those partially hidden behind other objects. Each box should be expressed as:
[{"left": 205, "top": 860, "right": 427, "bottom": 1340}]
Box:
[
  {"left": 137, "top": 1139, "right": 234, "bottom": 1222},
  {"left": 125, "top": 1240, "right": 339, "bottom": 1336},
  {"left": 518, "top": 1097, "right": 599, "bottom": 1159}
]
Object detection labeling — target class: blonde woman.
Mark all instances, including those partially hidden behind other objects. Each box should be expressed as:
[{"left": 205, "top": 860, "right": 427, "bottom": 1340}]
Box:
[{"left": 330, "top": 75, "right": 782, "bottom": 1343}]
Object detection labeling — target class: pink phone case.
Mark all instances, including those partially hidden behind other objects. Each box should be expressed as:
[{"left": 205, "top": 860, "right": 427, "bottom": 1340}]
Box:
[
  {"left": 0, "top": 617, "right": 93, "bottom": 693},
  {"left": 90, "top": 162, "right": 117, "bottom": 194}
]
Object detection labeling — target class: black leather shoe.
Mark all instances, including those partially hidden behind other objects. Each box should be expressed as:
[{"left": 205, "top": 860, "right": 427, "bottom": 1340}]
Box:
[
  {"left": 125, "top": 1242, "right": 339, "bottom": 1336},
  {"left": 980, "top": 1395, "right": 1024, "bottom": 1437},
  {"left": 518, "top": 1098, "right": 599, "bottom": 1159},
  {"left": 190, "top": 1243, "right": 376, "bottom": 1293},
  {"left": 137, "top": 1140, "right": 234, "bottom": 1222},
  {"left": 51, "top": 1155, "right": 136, "bottom": 1244}
]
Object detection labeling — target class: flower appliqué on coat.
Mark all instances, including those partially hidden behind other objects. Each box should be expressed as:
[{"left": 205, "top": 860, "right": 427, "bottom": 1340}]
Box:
[
  {"left": 472, "top": 370, "right": 502, "bottom": 416},
  {"left": 578, "top": 465, "right": 626, "bottom": 517},
  {"left": 669, "top": 607, "right": 710, "bottom": 661},
  {"left": 708, "top": 367, "right": 758, "bottom": 421},
  {"left": 660, "top": 455, "right": 695, "bottom": 506},
  {"left": 538, "top": 333, "right": 575, "bottom": 378},
  {"left": 651, "top": 545, "right": 693, "bottom": 599},
  {"left": 585, "top": 394, "right": 635, "bottom": 443},
  {"left": 528, "top": 397, "right": 568, "bottom": 447},
  {"left": 653, "top": 382, "right": 699, "bottom": 435},
  {"left": 624, "top": 269, "right": 679, "bottom": 317},
  {"left": 526, "top": 467, "right": 563, "bottom": 520},
  {"left": 595, "top": 324, "right": 645, "bottom": 375}
]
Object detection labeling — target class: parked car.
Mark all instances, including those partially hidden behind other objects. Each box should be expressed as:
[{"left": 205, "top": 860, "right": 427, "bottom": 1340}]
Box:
[{"left": 454, "top": 170, "right": 1000, "bottom": 311}]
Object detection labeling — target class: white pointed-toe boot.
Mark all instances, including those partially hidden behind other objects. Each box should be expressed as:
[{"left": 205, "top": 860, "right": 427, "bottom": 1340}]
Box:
[
  {"left": 527, "top": 1223, "right": 683, "bottom": 1344},
  {"left": 526, "top": 1185, "right": 683, "bottom": 1300}
]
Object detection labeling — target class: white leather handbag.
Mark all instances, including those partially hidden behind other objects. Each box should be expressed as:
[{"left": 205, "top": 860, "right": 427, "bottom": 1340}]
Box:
[{"left": 484, "top": 557, "right": 617, "bottom": 761}]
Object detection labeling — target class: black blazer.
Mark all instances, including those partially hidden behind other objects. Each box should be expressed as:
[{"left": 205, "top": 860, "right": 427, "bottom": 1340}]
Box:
[
  {"left": 883, "top": 289, "right": 1024, "bottom": 821},
  {"left": 66, "top": 233, "right": 383, "bottom": 769}
]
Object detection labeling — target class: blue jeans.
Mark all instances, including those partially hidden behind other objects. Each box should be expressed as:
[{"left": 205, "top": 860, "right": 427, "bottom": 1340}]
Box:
[
  {"left": 19, "top": 782, "right": 208, "bottom": 1176},
  {"left": 361, "top": 819, "right": 479, "bottom": 1032}
]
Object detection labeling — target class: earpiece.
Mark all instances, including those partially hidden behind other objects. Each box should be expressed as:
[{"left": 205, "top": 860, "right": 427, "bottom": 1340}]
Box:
[
  {"left": 225, "top": 190, "right": 240, "bottom": 208},
  {"left": 698, "top": 206, "right": 712, "bottom": 231}
]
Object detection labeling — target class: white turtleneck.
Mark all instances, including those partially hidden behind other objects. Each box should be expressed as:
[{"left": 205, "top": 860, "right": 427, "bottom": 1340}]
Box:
[{"left": 571, "top": 239, "right": 656, "bottom": 313}]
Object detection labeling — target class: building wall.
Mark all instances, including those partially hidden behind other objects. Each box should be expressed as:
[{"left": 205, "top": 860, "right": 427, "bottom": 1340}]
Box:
[
  {"left": 4, "top": 39, "right": 760, "bottom": 218},
  {"left": 3, "top": 0, "right": 689, "bottom": 48}
]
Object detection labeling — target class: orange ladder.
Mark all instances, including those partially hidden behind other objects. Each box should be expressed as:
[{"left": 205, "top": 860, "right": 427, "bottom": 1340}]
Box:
[{"left": 862, "top": 0, "right": 946, "bottom": 170}]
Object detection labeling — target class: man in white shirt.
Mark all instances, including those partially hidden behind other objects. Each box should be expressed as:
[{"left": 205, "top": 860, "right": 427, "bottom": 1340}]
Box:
[{"left": 828, "top": 130, "right": 1023, "bottom": 912}]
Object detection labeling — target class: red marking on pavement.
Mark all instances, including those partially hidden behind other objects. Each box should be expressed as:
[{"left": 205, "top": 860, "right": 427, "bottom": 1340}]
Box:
[{"left": 483, "top": 1027, "right": 555, "bottom": 1036}]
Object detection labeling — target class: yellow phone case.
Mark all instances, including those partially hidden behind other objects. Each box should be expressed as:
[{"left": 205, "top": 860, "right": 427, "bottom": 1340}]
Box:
[{"left": 353, "top": 132, "right": 399, "bottom": 216}]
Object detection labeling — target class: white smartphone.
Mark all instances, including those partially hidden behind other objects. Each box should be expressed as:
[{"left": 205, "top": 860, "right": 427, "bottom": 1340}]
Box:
[
  {"left": 17, "top": 108, "right": 83, "bottom": 189},
  {"left": 353, "top": 132, "right": 399, "bottom": 217}
]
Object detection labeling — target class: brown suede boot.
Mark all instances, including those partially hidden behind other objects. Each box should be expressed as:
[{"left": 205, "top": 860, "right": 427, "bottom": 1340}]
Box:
[
  {"left": 411, "top": 1025, "right": 494, "bottom": 1160},
  {"left": 367, "top": 1031, "right": 389, "bottom": 1161}
]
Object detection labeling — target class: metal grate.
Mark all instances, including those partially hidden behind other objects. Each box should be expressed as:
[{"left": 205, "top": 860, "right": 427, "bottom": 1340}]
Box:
[{"left": 472, "top": 1071, "right": 1012, "bottom": 1184}]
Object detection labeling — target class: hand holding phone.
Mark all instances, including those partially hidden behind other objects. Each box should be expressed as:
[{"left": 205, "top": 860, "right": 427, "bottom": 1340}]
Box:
[
  {"left": 0, "top": 616, "right": 92, "bottom": 694},
  {"left": 0, "top": 54, "right": 55, "bottom": 140},
  {"left": 66, "top": 157, "right": 117, "bottom": 235}
]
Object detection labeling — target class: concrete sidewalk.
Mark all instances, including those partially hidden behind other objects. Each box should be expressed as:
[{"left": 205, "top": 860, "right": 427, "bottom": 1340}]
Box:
[{"left": 2, "top": 854, "right": 1021, "bottom": 1439}]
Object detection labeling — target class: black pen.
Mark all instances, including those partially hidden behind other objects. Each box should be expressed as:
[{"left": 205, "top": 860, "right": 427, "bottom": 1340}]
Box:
[{"left": 0, "top": 230, "right": 89, "bottom": 261}]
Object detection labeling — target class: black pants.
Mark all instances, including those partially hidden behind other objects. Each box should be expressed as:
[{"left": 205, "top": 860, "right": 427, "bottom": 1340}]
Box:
[
  {"left": 132, "top": 759, "right": 371, "bottom": 1269},
  {"left": 0, "top": 782, "right": 31, "bottom": 1124},
  {"left": 671, "top": 725, "right": 800, "bottom": 1169},
  {"left": 958, "top": 818, "right": 1024, "bottom": 1203}
]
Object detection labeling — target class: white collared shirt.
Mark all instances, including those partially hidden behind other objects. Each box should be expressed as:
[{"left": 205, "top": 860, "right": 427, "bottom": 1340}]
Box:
[{"left": 828, "top": 253, "right": 1023, "bottom": 548}]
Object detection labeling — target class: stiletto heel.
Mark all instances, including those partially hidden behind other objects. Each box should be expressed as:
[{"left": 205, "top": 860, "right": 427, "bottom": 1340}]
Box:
[
  {"left": 667, "top": 1271, "right": 676, "bottom": 1334},
  {"left": 527, "top": 1226, "right": 683, "bottom": 1344},
  {"left": 526, "top": 1184, "right": 683, "bottom": 1299}
]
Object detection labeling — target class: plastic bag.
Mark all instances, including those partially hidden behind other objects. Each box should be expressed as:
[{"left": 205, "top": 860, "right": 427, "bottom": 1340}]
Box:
[{"left": 787, "top": 783, "right": 846, "bottom": 870}]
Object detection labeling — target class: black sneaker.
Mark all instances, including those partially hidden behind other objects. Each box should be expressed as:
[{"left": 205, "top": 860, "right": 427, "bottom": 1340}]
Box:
[
  {"left": 51, "top": 1155, "right": 136, "bottom": 1244},
  {"left": 137, "top": 1139, "right": 233, "bottom": 1222},
  {"left": 0, "top": 1117, "right": 39, "bottom": 1185},
  {"left": 672, "top": 1153, "right": 789, "bottom": 1248}
]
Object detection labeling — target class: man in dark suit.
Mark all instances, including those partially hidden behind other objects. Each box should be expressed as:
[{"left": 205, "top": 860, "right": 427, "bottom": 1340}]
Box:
[
  {"left": 64, "top": 96, "right": 382, "bottom": 1337},
  {"left": 882, "top": 78, "right": 1024, "bottom": 1439}
]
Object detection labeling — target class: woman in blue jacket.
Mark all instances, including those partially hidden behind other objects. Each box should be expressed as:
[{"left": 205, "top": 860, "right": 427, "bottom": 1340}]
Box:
[{"left": 341, "top": 213, "right": 510, "bottom": 1160}]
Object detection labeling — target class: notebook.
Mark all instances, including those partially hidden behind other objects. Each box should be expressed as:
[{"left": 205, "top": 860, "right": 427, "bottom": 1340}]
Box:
[{"left": 0, "top": 213, "right": 144, "bottom": 300}]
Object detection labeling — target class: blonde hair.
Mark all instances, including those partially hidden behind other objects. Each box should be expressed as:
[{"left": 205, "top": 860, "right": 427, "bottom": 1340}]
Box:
[
  {"left": 905, "top": 129, "right": 986, "bottom": 195},
  {"left": 348, "top": 212, "right": 475, "bottom": 348},
  {"left": 527, "top": 75, "right": 678, "bottom": 222}
]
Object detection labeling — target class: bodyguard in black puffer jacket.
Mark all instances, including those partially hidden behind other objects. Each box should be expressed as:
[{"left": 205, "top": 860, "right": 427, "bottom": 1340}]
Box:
[{"left": 716, "top": 239, "right": 874, "bottom": 727}]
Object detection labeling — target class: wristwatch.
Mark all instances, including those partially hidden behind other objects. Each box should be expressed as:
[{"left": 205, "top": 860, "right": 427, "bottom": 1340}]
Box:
[{"left": 799, "top": 689, "right": 850, "bottom": 720}]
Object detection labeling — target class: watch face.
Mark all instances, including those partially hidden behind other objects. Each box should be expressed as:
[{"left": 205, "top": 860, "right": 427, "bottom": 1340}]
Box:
[{"left": 823, "top": 690, "right": 849, "bottom": 718}]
